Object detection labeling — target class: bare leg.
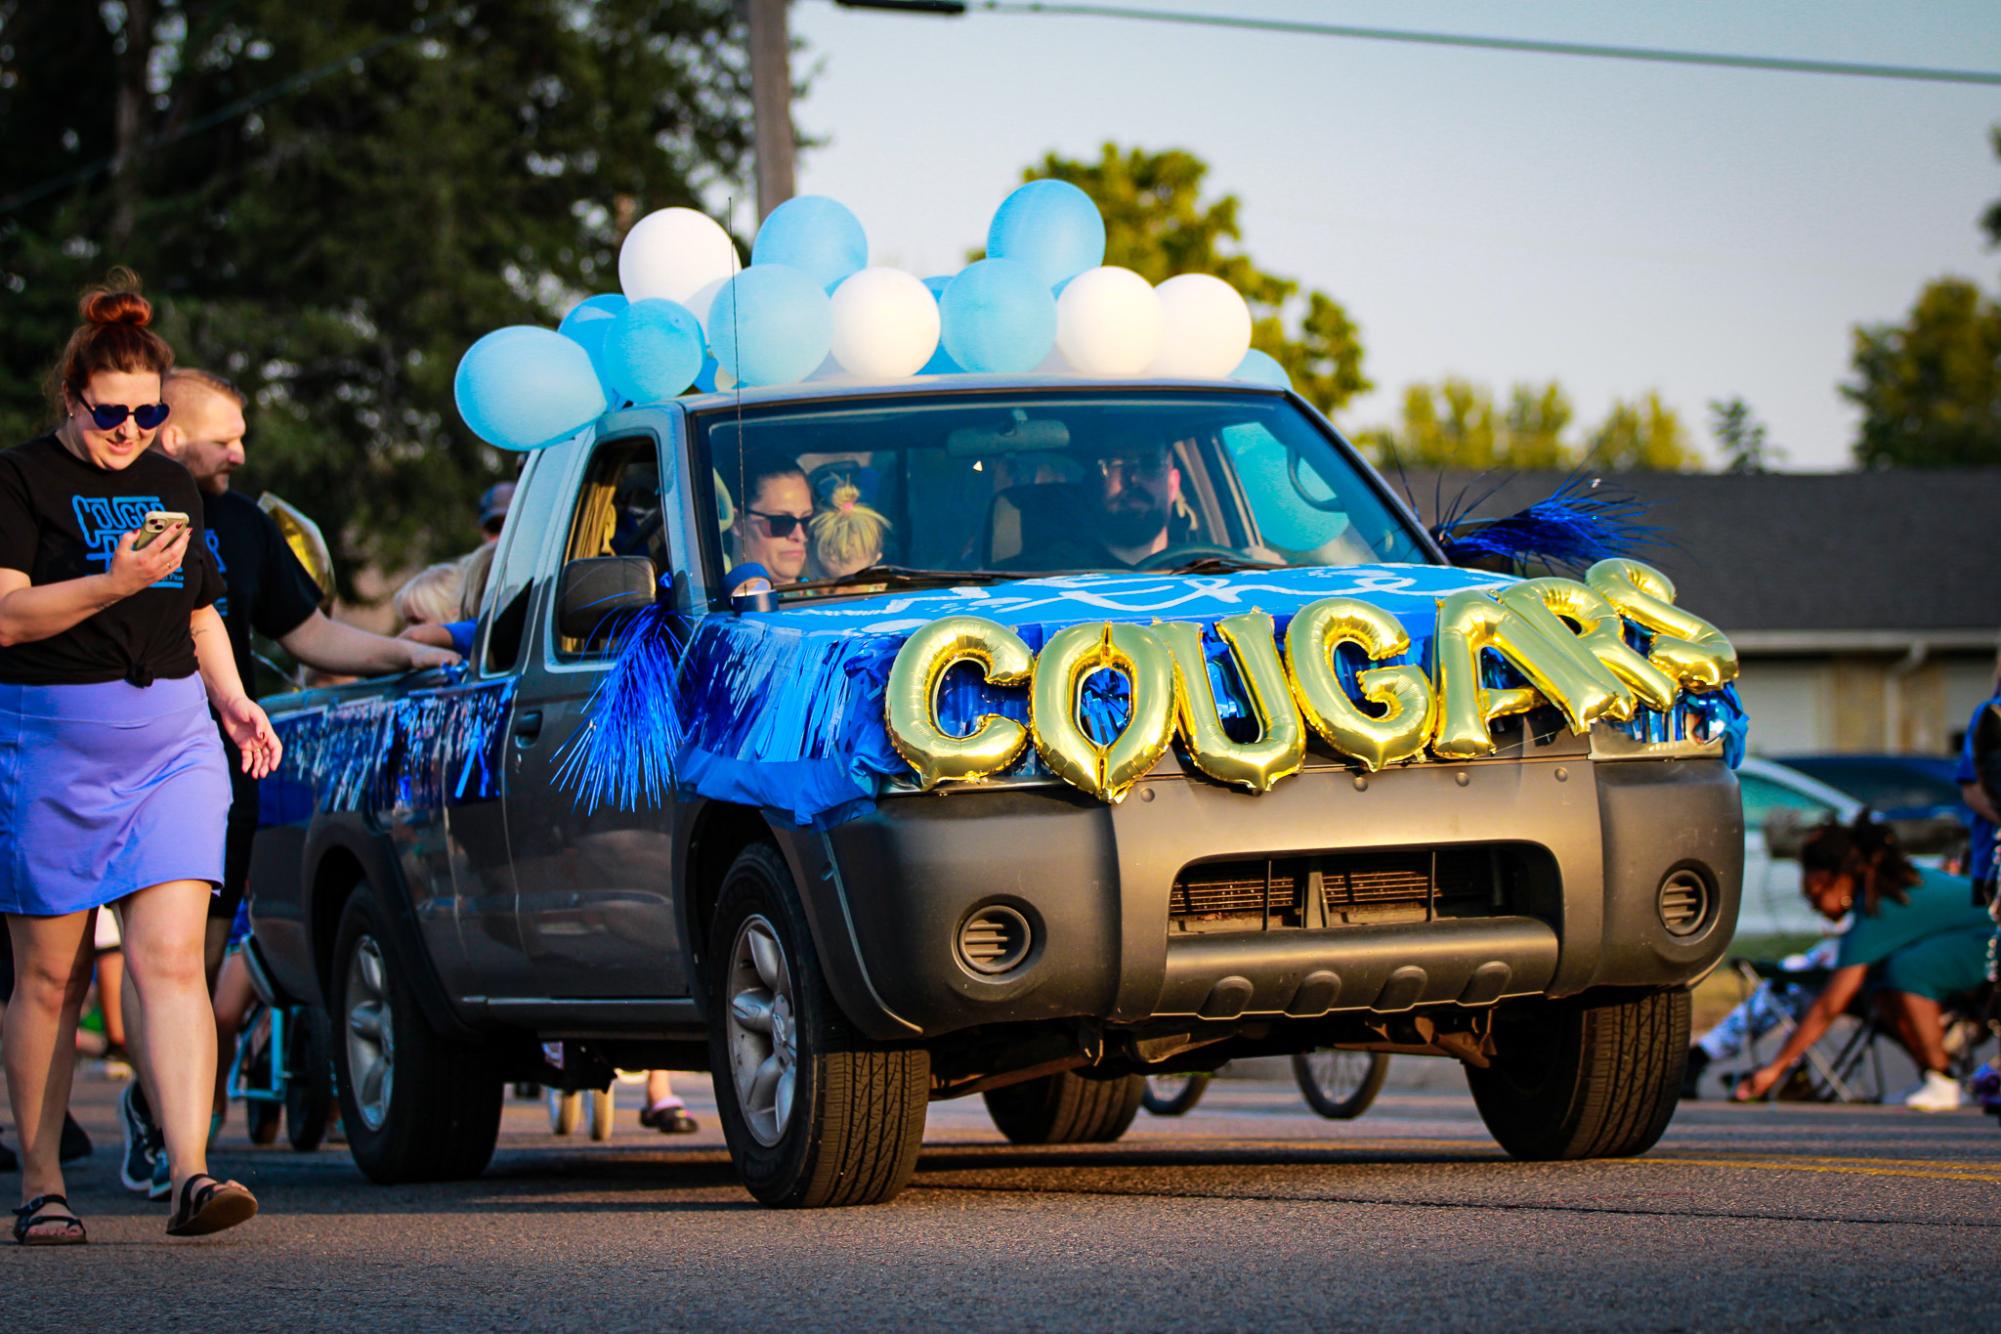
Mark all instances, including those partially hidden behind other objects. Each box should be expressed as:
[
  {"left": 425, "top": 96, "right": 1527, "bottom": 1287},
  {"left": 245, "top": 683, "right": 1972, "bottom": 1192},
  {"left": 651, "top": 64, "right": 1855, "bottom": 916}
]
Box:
[
  {"left": 1879, "top": 990, "right": 1950, "bottom": 1074},
  {"left": 120, "top": 880, "right": 229, "bottom": 1202},
  {"left": 97, "top": 948, "right": 126, "bottom": 1052},
  {"left": 211, "top": 951, "right": 257, "bottom": 1119},
  {"left": 5, "top": 909, "right": 95, "bottom": 1234},
  {"left": 647, "top": 1069, "right": 677, "bottom": 1106}
]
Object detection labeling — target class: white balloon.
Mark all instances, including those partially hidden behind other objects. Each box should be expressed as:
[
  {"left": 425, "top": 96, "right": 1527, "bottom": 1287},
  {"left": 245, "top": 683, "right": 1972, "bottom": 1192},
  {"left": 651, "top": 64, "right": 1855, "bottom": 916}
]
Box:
[
  {"left": 1055, "top": 266, "right": 1163, "bottom": 376},
  {"left": 829, "top": 267, "right": 941, "bottom": 378},
  {"left": 1149, "top": 273, "right": 1253, "bottom": 378},
  {"left": 619, "top": 208, "right": 741, "bottom": 304},
  {"left": 687, "top": 276, "right": 729, "bottom": 335}
]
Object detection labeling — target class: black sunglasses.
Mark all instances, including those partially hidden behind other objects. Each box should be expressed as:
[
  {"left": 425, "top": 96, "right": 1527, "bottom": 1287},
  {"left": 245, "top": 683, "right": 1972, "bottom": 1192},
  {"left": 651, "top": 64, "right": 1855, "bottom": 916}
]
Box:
[
  {"left": 80, "top": 397, "right": 171, "bottom": 431},
  {"left": 746, "top": 508, "right": 812, "bottom": 538}
]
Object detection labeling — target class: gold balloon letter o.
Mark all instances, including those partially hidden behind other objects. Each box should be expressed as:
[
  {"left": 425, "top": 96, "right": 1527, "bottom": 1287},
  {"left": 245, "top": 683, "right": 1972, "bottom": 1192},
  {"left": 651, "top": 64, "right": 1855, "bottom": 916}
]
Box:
[
  {"left": 1283, "top": 597, "right": 1435, "bottom": 772},
  {"left": 884, "top": 615, "right": 1035, "bottom": 789},
  {"left": 1031, "top": 622, "right": 1177, "bottom": 803}
]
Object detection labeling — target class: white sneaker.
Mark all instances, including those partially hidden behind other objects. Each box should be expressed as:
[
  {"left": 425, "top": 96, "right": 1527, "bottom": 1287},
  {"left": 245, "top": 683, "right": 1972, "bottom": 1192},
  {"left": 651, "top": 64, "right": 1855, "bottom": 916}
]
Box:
[{"left": 1903, "top": 1070, "right": 1964, "bottom": 1112}]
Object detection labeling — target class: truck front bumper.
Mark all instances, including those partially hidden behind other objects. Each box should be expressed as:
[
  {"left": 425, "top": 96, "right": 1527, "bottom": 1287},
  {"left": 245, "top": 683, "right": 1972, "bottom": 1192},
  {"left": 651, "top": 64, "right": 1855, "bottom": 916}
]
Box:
[{"left": 786, "top": 751, "right": 1742, "bottom": 1043}]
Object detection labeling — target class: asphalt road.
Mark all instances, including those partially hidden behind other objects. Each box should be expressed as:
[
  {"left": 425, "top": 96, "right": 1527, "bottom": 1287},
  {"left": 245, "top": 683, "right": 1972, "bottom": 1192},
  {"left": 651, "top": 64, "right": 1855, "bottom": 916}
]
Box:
[{"left": 6, "top": 1062, "right": 1998, "bottom": 1331}]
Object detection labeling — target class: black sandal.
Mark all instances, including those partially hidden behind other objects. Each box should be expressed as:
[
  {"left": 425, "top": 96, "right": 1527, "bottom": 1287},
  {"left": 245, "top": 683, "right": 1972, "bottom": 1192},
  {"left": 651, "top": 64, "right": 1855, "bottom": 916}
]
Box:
[
  {"left": 638, "top": 1100, "right": 700, "bottom": 1135},
  {"left": 12, "top": 1194, "right": 86, "bottom": 1246},
  {"left": 165, "top": 1173, "right": 258, "bottom": 1237}
]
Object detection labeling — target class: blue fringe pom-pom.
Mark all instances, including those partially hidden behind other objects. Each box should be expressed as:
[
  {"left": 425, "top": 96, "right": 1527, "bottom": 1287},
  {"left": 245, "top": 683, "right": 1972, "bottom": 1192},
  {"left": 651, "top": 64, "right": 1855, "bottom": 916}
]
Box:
[
  {"left": 1432, "top": 474, "right": 1660, "bottom": 575},
  {"left": 555, "top": 603, "right": 689, "bottom": 812}
]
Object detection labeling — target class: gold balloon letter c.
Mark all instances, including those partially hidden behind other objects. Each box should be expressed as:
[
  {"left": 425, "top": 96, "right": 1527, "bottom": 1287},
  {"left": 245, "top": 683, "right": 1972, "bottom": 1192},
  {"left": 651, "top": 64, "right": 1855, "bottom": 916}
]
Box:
[{"left": 884, "top": 615, "right": 1035, "bottom": 789}]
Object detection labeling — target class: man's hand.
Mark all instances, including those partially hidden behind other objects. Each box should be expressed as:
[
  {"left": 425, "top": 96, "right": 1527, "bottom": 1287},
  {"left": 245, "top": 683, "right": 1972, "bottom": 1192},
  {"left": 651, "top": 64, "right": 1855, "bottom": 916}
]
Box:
[
  {"left": 106, "top": 524, "right": 190, "bottom": 597},
  {"left": 1733, "top": 1063, "right": 1784, "bottom": 1101},
  {"left": 404, "top": 640, "right": 460, "bottom": 670},
  {"left": 217, "top": 693, "right": 283, "bottom": 778}
]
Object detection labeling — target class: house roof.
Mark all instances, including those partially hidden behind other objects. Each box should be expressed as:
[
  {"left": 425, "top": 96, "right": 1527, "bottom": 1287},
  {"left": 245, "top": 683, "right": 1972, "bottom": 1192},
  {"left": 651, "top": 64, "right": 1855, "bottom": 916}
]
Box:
[{"left": 1398, "top": 469, "right": 2001, "bottom": 644}]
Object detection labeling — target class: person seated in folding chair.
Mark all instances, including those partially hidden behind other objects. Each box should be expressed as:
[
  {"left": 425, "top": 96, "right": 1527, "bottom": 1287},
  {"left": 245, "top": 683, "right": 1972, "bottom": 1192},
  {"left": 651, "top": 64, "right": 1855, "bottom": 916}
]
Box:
[{"left": 1735, "top": 811, "right": 1993, "bottom": 1111}]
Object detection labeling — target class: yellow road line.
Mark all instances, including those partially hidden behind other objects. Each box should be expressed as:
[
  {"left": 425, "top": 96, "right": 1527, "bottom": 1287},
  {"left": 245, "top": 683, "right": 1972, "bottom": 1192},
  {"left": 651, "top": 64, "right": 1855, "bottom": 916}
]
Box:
[{"left": 1635, "top": 1157, "right": 2001, "bottom": 1184}]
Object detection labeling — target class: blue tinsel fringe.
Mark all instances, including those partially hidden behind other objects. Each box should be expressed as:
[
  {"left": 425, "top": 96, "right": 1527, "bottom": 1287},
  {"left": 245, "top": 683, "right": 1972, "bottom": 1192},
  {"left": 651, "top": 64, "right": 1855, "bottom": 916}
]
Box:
[{"left": 1432, "top": 473, "right": 1660, "bottom": 575}]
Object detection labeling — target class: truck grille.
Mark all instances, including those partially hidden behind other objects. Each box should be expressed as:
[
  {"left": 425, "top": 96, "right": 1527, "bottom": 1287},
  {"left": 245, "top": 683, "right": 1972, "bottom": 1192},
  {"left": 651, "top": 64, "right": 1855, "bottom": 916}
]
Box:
[{"left": 1170, "top": 846, "right": 1523, "bottom": 934}]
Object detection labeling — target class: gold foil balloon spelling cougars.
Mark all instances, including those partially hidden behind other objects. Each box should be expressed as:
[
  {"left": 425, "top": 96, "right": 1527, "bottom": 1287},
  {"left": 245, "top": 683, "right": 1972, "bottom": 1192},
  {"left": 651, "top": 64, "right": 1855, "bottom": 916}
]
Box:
[{"left": 881, "top": 559, "right": 1736, "bottom": 801}]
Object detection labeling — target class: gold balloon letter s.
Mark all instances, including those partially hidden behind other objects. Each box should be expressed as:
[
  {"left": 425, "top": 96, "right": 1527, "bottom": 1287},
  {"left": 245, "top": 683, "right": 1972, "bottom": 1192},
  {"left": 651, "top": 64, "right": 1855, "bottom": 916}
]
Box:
[
  {"left": 1283, "top": 597, "right": 1435, "bottom": 772},
  {"left": 884, "top": 615, "right": 1036, "bottom": 789},
  {"left": 1031, "top": 622, "right": 1177, "bottom": 803},
  {"left": 1585, "top": 558, "right": 1739, "bottom": 692},
  {"left": 1157, "top": 612, "right": 1305, "bottom": 793}
]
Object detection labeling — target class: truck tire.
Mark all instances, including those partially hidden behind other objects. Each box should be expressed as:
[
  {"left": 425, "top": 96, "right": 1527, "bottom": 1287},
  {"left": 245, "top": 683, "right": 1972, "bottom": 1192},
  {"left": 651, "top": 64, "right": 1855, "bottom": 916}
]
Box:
[
  {"left": 706, "top": 843, "right": 930, "bottom": 1208},
  {"left": 984, "top": 1071, "right": 1145, "bottom": 1145},
  {"left": 285, "top": 1007, "right": 335, "bottom": 1153},
  {"left": 330, "top": 882, "right": 503, "bottom": 1183},
  {"left": 1467, "top": 987, "right": 1690, "bottom": 1161}
]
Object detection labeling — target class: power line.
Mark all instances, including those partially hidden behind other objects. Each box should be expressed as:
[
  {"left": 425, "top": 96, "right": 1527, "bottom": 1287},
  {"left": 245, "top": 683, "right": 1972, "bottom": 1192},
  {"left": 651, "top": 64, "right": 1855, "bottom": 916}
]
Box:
[{"left": 848, "top": 0, "right": 2001, "bottom": 87}]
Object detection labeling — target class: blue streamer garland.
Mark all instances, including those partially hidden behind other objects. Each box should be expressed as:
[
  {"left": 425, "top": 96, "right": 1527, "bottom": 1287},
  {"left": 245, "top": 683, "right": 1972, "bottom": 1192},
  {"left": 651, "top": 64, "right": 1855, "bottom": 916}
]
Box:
[{"left": 1431, "top": 474, "right": 1661, "bottom": 575}]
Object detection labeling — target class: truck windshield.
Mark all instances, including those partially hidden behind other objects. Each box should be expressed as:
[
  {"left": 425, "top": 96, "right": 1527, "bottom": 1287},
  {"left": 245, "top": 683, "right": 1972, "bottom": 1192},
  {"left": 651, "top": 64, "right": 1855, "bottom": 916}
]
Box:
[{"left": 696, "top": 389, "right": 1432, "bottom": 594}]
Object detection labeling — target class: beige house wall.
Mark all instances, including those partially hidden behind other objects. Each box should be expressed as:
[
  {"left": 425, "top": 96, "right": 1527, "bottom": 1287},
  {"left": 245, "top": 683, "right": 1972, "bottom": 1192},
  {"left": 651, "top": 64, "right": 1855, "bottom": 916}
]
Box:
[{"left": 1737, "top": 650, "right": 1997, "bottom": 758}]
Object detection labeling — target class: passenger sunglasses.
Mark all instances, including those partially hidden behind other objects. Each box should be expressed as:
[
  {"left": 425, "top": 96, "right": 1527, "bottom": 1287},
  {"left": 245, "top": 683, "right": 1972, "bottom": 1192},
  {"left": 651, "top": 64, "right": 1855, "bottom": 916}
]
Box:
[
  {"left": 80, "top": 397, "right": 171, "bottom": 431},
  {"left": 747, "top": 508, "right": 812, "bottom": 538}
]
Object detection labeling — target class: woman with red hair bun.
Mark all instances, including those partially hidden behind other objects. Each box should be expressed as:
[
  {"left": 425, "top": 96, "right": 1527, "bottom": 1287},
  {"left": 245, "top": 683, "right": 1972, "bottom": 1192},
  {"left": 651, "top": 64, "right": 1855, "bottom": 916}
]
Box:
[{"left": 0, "top": 268, "right": 276, "bottom": 1242}]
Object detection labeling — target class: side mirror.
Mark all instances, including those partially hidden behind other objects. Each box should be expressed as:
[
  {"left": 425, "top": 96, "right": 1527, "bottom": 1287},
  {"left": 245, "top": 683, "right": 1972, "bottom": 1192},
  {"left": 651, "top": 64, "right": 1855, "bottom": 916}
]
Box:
[{"left": 556, "top": 556, "right": 657, "bottom": 643}]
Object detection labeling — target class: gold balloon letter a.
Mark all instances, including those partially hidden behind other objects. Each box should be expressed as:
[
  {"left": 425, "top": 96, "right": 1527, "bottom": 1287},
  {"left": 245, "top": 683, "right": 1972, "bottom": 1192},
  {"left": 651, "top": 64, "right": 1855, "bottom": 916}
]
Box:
[
  {"left": 884, "top": 615, "right": 1035, "bottom": 789},
  {"left": 1157, "top": 612, "right": 1305, "bottom": 793},
  {"left": 1432, "top": 588, "right": 1627, "bottom": 759},
  {"left": 1283, "top": 597, "right": 1435, "bottom": 772},
  {"left": 1585, "top": 558, "right": 1739, "bottom": 692},
  {"left": 1031, "top": 622, "right": 1177, "bottom": 803}
]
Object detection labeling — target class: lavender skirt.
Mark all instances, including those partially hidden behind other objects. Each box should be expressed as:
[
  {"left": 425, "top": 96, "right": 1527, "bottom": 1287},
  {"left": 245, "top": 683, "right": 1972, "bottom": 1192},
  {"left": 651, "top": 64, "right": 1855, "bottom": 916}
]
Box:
[{"left": 0, "top": 674, "right": 229, "bottom": 917}]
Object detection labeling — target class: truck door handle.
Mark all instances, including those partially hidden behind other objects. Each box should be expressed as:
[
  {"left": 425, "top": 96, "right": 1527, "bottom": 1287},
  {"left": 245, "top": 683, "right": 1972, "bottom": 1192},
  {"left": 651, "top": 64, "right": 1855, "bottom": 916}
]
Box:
[{"left": 512, "top": 709, "right": 544, "bottom": 743}]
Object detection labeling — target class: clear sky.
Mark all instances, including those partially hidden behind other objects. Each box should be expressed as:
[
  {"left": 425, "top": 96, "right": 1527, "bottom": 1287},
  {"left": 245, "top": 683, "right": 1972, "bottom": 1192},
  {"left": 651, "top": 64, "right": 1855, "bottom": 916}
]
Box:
[{"left": 781, "top": 0, "right": 2001, "bottom": 469}]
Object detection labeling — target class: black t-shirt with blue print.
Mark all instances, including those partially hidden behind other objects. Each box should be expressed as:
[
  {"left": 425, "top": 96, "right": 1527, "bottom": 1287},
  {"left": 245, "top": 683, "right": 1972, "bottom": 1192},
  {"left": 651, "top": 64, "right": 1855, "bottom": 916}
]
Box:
[
  {"left": 0, "top": 434, "right": 223, "bottom": 686},
  {"left": 203, "top": 488, "right": 321, "bottom": 693}
]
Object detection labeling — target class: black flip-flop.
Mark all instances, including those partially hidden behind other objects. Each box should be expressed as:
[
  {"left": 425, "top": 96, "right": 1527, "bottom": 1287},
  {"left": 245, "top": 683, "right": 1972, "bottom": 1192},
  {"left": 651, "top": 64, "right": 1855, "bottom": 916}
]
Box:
[
  {"left": 638, "top": 1101, "right": 700, "bottom": 1135},
  {"left": 166, "top": 1174, "right": 258, "bottom": 1237},
  {"left": 12, "top": 1194, "right": 86, "bottom": 1246}
]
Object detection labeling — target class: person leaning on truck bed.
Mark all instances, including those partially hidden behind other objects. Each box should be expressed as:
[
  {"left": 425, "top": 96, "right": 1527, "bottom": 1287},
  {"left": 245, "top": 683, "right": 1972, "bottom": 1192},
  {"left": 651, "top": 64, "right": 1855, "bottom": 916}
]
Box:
[
  {"left": 0, "top": 270, "right": 275, "bottom": 1242},
  {"left": 91, "top": 369, "right": 461, "bottom": 1201}
]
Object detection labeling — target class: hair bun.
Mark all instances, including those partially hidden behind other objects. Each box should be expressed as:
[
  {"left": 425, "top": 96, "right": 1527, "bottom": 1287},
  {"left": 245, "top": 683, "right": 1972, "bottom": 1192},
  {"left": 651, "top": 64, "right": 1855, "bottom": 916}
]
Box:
[{"left": 79, "top": 266, "right": 152, "bottom": 328}]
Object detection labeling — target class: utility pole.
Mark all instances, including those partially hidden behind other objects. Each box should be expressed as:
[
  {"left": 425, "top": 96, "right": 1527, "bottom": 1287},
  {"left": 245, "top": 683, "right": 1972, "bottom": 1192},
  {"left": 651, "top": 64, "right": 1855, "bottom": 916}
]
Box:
[{"left": 746, "top": 0, "right": 796, "bottom": 220}]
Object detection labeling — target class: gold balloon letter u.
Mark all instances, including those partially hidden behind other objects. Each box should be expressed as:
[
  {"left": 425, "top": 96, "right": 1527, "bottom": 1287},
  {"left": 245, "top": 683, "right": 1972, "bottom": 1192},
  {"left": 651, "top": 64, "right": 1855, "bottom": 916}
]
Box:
[{"left": 1157, "top": 612, "right": 1305, "bottom": 793}]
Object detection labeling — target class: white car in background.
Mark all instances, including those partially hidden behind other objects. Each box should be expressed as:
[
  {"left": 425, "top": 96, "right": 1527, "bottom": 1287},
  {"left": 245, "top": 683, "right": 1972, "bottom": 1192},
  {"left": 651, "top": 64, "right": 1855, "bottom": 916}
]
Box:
[{"left": 1736, "top": 757, "right": 1861, "bottom": 938}]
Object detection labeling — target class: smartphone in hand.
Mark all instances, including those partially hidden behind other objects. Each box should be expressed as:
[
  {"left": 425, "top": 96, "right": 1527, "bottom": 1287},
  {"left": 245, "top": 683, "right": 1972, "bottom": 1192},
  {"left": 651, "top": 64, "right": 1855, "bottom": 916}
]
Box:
[{"left": 133, "top": 510, "right": 190, "bottom": 550}]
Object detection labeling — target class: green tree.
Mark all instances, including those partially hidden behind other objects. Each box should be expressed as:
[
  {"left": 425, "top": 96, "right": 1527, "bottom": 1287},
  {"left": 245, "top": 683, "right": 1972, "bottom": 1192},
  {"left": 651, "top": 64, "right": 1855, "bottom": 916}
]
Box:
[
  {"left": 1025, "top": 144, "right": 1369, "bottom": 413},
  {"left": 0, "top": 0, "right": 754, "bottom": 585},
  {"left": 1844, "top": 278, "right": 2001, "bottom": 469},
  {"left": 1708, "top": 396, "right": 1781, "bottom": 473},
  {"left": 1355, "top": 377, "right": 1577, "bottom": 470},
  {"left": 1588, "top": 392, "right": 1700, "bottom": 472}
]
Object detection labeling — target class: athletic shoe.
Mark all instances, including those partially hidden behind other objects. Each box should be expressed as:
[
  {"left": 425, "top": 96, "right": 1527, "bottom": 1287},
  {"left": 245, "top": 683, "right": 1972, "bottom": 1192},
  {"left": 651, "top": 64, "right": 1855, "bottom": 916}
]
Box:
[
  {"left": 57, "top": 1112, "right": 91, "bottom": 1163},
  {"left": 1903, "top": 1069, "right": 1965, "bottom": 1113},
  {"left": 118, "top": 1082, "right": 159, "bottom": 1193},
  {"left": 148, "top": 1143, "right": 172, "bottom": 1201}
]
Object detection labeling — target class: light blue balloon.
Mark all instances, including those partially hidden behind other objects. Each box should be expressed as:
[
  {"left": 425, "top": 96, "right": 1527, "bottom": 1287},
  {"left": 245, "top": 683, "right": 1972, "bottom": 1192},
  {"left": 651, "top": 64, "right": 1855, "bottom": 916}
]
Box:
[
  {"left": 455, "top": 326, "right": 606, "bottom": 451},
  {"left": 709, "top": 264, "right": 834, "bottom": 386},
  {"left": 918, "top": 276, "right": 961, "bottom": 375},
  {"left": 692, "top": 352, "right": 721, "bottom": 393},
  {"left": 751, "top": 195, "right": 868, "bottom": 292},
  {"left": 1231, "top": 348, "right": 1292, "bottom": 389},
  {"left": 604, "top": 299, "right": 704, "bottom": 404},
  {"left": 940, "top": 259, "right": 1056, "bottom": 374},
  {"left": 558, "top": 294, "right": 628, "bottom": 402},
  {"left": 987, "top": 180, "right": 1106, "bottom": 288}
]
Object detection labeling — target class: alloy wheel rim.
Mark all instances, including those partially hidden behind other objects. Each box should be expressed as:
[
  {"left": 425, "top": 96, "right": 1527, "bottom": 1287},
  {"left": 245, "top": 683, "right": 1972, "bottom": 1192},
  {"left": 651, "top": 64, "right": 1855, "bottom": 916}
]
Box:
[
  {"left": 345, "top": 934, "right": 394, "bottom": 1131},
  {"left": 724, "top": 914, "right": 797, "bottom": 1148},
  {"left": 1309, "top": 1050, "right": 1372, "bottom": 1102}
]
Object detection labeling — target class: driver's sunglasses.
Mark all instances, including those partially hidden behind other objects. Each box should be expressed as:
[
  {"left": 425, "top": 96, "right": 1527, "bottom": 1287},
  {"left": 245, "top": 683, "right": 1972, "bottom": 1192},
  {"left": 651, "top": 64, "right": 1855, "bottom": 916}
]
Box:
[
  {"left": 1097, "top": 453, "right": 1170, "bottom": 482},
  {"left": 80, "top": 397, "right": 171, "bottom": 431},
  {"left": 747, "top": 508, "right": 812, "bottom": 538}
]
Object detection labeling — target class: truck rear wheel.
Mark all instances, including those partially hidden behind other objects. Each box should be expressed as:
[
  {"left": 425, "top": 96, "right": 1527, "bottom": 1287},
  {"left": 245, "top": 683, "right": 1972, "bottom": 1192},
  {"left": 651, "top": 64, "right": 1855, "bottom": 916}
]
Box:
[
  {"left": 1467, "top": 987, "right": 1690, "bottom": 1160},
  {"left": 707, "top": 844, "right": 930, "bottom": 1208},
  {"left": 330, "top": 882, "right": 503, "bottom": 1183},
  {"left": 984, "top": 1071, "right": 1145, "bottom": 1145}
]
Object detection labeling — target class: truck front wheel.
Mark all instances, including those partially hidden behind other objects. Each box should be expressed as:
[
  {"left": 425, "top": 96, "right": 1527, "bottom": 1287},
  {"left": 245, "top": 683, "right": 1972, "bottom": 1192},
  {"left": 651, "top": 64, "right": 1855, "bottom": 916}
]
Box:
[
  {"left": 1467, "top": 987, "right": 1690, "bottom": 1160},
  {"left": 706, "top": 844, "right": 930, "bottom": 1207},
  {"left": 984, "top": 1071, "right": 1146, "bottom": 1145},
  {"left": 329, "top": 882, "right": 503, "bottom": 1183}
]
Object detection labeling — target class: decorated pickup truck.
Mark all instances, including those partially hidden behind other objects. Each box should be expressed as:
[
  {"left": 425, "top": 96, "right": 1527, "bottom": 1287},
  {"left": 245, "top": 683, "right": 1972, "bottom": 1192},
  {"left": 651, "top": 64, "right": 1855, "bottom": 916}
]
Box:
[{"left": 247, "top": 375, "right": 1747, "bottom": 1207}]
